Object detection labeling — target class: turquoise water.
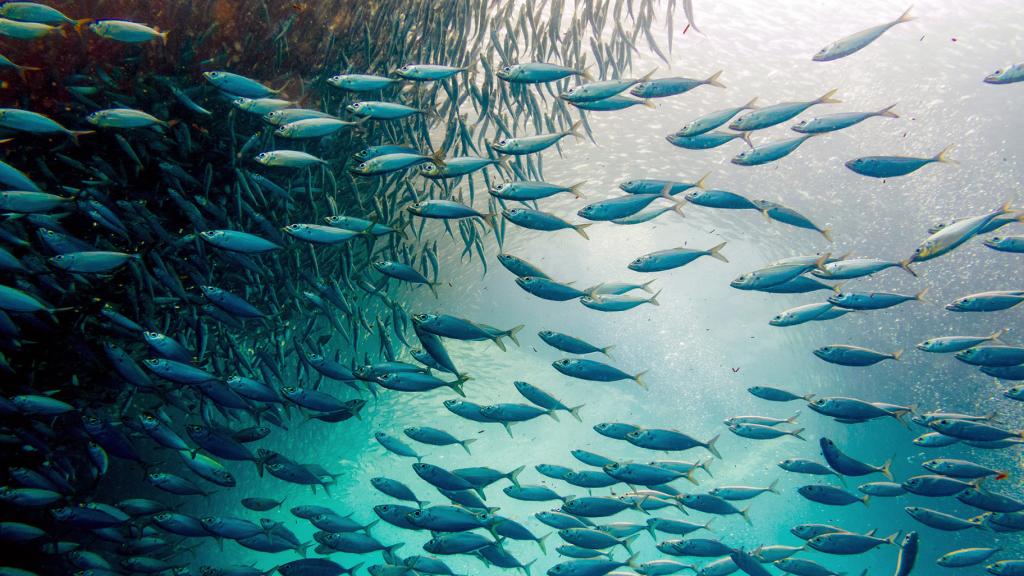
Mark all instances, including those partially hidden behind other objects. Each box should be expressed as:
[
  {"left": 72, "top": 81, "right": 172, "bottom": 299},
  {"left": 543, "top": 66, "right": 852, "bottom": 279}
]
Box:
[
  {"left": 2, "top": 0, "right": 1023, "bottom": 575},
  {"left": 196, "top": 1, "right": 1022, "bottom": 574}
]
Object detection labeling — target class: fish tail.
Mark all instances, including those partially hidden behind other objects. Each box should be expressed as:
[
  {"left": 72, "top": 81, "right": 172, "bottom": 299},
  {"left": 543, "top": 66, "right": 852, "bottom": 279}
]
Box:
[
  {"left": 699, "top": 457, "right": 714, "bottom": 478},
  {"left": 626, "top": 552, "right": 641, "bottom": 569},
  {"left": 505, "top": 324, "right": 524, "bottom": 347},
  {"left": 580, "top": 65, "right": 595, "bottom": 82},
  {"left": 934, "top": 144, "right": 957, "bottom": 164},
  {"left": 740, "top": 506, "right": 752, "bottom": 526},
  {"left": 685, "top": 466, "right": 700, "bottom": 486},
  {"left": 622, "top": 533, "right": 639, "bottom": 554},
  {"left": 641, "top": 279, "right": 657, "bottom": 294},
  {"left": 820, "top": 227, "right": 833, "bottom": 242},
  {"left": 787, "top": 411, "right": 801, "bottom": 424},
  {"left": 649, "top": 289, "right": 662, "bottom": 306},
  {"left": 707, "top": 241, "right": 728, "bottom": 263},
  {"left": 343, "top": 563, "right": 363, "bottom": 576},
  {"left": 705, "top": 70, "right": 725, "bottom": 88},
  {"left": 632, "top": 370, "right": 649, "bottom": 389},
  {"left": 899, "top": 259, "right": 918, "bottom": 277},
  {"left": 429, "top": 148, "right": 447, "bottom": 167},
  {"left": 861, "top": 495, "right": 871, "bottom": 506},
  {"left": 672, "top": 202, "right": 686, "bottom": 218},
  {"left": 73, "top": 18, "right": 94, "bottom": 33},
  {"left": 546, "top": 409, "right": 561, "bottom": 422},
  {"left": 295, "top": 541, "right": 312, "bottom": 558},
  {"left": 739, "top": 131, "right": 754, "bottom": 148},
  {"left": 522, "top": 559, "right": 536, "bottom": 576},
  {"left": 536, "top": 532, "right": 550, "bottom": 555},
  {"left": 817, "top": 89, "right": 841, "bottom": 104},
  {"left": 641, "top": 99, "right": 657, "bottom": 109},
  {"left": 569, "top": 404, "right": 585, "bottom": 422},
  {"left": 14, "top": 64, "right": 40, "bottom": 81},
  {"left": 791, "top": 428, "right": 806, "bottom": 441},
  {"left": 881, "top": 456, "right": 894, "bottom": 480},
  {"left": 568, "top": 119, "right": 585, "bottom": 141},
  {"left": 768, "top": 478, "right": 780, "bottom": 494},
  {"left": 568, "top": 180, "right": 588, "bottom": 198},
  {"left": 896, "top": 6, "right": 915, "bottom": 23},
  {"left": 159, "top": 29, "right": 170, "bottom": 46},
  {"left": 877, "top": 103, "right": 900, "bottom": 118},
  {"left": 891, "top": 350, "right": 903, "bottom": 361},
  {"left": 646, "top": 522, "right": 658, "bottom": 540},
  {"left": 914, "top": 287, "right": 929, "bottom": 302},
  {"left": 705, "top": 433, "right": 722, "bottom": 459},
  {"left": 996, "top": 471, "right": 1009, "bottom": 480},
  {"left": 989, "top": 329, "right": 1006, "bottom": 342},
  {"left": 508, "top": 464, "right": 525, "bottom": 486},
  {"left": 460, "top": 438, "right": 476, "bottom": 454},
  {"left": 573, "top": 223, "right": 592, "bottom": 240},
  {"left": 640, "top": 67, "right": 659, "bottom": 83},
  {"left": 694, "top": 171, "right": 711, "bottom": 189},
  {"left": 362, "top": 519, "right": 380, "bottom": 534},
  {"left": 743, "top": 97, "right": 759, "bottom": 109}
]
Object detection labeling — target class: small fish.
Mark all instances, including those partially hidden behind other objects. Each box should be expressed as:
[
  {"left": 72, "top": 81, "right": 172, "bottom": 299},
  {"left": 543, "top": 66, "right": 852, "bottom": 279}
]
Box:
[
  {"left": 628, "top": 242, "right": 728, "bottom": 272},
  {"left": 630, "top": 71, "right": 724, "bottom": 98},
  {"left": 730, "top": 90, "right": 840, "bottom": 131},
  {"left": 813, "top": 345, "right": 901, "bottom": 366},
  {"left": 793, "top": 104, "right": 899, "bottom": 133},
  {"left": 87, "top": 19, "right": 168, "bottom": 44},
  {"left": 813, "top": 7, "right": 915, "bottom": 61},
  {"left": 497, "top": 62, "right": 590, "bottom": 83},
  {"left": 846, "top": 145, "right": 955, "bottom": 178},
  {"left": 985, "top": 63, "right": 1024, "bottom": 84}
]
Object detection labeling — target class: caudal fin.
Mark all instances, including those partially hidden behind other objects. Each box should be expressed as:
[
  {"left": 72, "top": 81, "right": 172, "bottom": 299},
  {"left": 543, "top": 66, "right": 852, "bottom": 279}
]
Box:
[
  {"left": 899, "top": 260, "right": 918, "bottom": 277},
  {"left": 569, "top": 404, "right": 585, "bottom": 422},
  {"left": 507, "top": 465, "right": 525, "bottom": 486},
  {"left": 574, "top": 223, "right": 591, "bottom": 240},
  {"left": 707, "top": 242, "right": 728, "bottom": 263},
  {"left": 914, "top": 287, "right": 929, "bottom": 302},
  {"left": 933, "top": 144, "right": 956, "bottom": 164},
  {"left": 891, "top": 350, "right": 903, "bottom": 361},
  {"left": 739, "top": 131, "right": 753, "bottom": 148},
  {"left": 767, "top": 478, "right": 780, "bottom": 494},
  {"left": 694, "top": 172, "right": 711, "bottom": 189},
  {"left": 632, "top": 370, "right": 649, "bottom": 390},
  {"left": 705, "top": 70, "right": 725, "bottom": 88},
  {"left": 880, "top": 456, "right": 894, "bottom": 480},
  {"left": 705, "top": 434, "right": 722, "bottom": 459},
  {"left": 876, "top": 103, "right": 899, "bottom": 118},
  {"left": 817, "top": 89, "right": 841, "bottom": 104},
  {"left": 790, "top": 428, "right": 806, "bottom": 441},
  {"left": 505, "top": 324, "right": 524, "bottom": 347},
  {"left": 568, "top": 181, "right": 588, "bottom": 199},
  {"left": 743, "top": 97, "right": 759, "bottom": 110},
  {"left": 895, "top": 6, "right": 915, "bottom": 23},
  {"left": 461, "top": 438, "right": 477, "bottom": 455}
]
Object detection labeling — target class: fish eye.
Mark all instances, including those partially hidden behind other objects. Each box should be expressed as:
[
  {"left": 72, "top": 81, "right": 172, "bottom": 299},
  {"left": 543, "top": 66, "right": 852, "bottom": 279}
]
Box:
[{"left": 995, "top": 69, "right": 1003, "bottom": 75}]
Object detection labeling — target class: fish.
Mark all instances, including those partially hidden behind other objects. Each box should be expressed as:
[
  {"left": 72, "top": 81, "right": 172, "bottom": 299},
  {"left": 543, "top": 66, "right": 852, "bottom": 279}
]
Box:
[
  {"left": 793, "top": 104, "right": 899, "bottom": 133},
  {"left": 846, "top": 145, "right": 956, "bottom": 178},
  {"left": 630, "top": 71, "right": 725, "bottom": 98},
  {"left": 730, "top": 90, "right": 840, "bottom": 131},
  {"left": 732, "top": 135, "right": 817, "bottom": 166},
  {"left": 628, "top": 242, "right": 728, "bottom": 272},
  {"left": 813, "top": 7, "right": 915, "bottom": 61},
  {"left": 813, "top": 345, "right": 901, "bottom": 366},
  {"left": 986, "top": 63, "right": 1024, "bottom": 84}
]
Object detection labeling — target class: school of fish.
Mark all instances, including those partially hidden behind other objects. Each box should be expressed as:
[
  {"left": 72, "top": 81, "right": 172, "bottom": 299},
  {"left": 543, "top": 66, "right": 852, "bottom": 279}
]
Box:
[{"left": 0, "top": 1, "right": 1022, "bottom": 576}]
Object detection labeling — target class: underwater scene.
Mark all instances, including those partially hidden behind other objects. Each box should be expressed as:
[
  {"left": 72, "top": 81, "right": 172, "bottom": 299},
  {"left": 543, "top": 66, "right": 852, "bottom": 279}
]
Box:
[{"left": 0, "top": 0, "right": 1023, "bottom": 575}]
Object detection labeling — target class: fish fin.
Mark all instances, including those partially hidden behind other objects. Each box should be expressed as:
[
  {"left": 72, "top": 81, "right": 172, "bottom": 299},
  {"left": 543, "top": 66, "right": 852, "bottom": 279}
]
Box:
[
  {"left": 707, "top": 241, "right": 728, "bottom": 263},
  {"left": 891, "top": 350, "right": 903, "bottom": 361},
  {"left": 790, "top": 428, "right": 806, "bottom": 441},
  {"left": 568, "top": 119, "right": 585, "bottom": 141},
  {"left": 569, "top": 404, "right": 585, "bottom": 422},
  {"left": 640, "top": 279, "right": 657, "bottom": 294},
  {"left": 508, "top": 465, "right": 525, "bottom": 486},
  {"left": 626, "top": 552, "right": 641, "bottom": 569},
  {"left": 787, "top": 411, "right": 801, "bottom": 424},
  {"left": 861, "top": 495, "right": 870, "bottom": 506},
  {"left": 885, "top": 531, "right": 899, "bottom": 545},
  {"left": 501, "top": 422, "right": 514, "bottom": 439},
  {"left": 649, "top": 289, "right": 661, "bottom": 306},
  {"left": 881, "top": 456, "right": 894, "bottom": 480},
  {"left": 646, "top": 521, "right": 658, "bottom": 540},
  {"left": 568, "top": 180, "right": 588, "bottom": 198},
  {"left": 535, "top": 532, "right": 550, "bottom": 555},
  {"left": 295, "top": 541, "right": 312, "bottom": 558},
  {"left": 694, "top": 171, "right": 711, "bottom": 189},
  {"left": 362, "top": 519, "right": 380, "bottom": 534},
  {"left": 505, "top": 324, "right": 524, "bottom": 347},
  {"left": 739, "top": 131, "right": 753, "bottom": 148},
  {"left": 768, "top": 478, "right": 780, "bottom": 494},
  {"left": 914, "top": 287, "right": 929, "bottom": 302},
  {"left": 640, "top": 68, "right": 659, "bottom": 83},
  {"left": 877, "top": 103, "right": 899, "bottom": 118},
  {"left": 546, "top": 409, "right": 561, "bottom": 422},
  {"left": 996, "top": 471, "right": 1009, "bottom": 480},
  {"left": 573, "top": 223, "right": 591, "bottom": 240},
  {"left": 934, "top": 144, "right": 956, "bottom": 164},
  {"left": 641, "top": 99, "right": 657, "bottom": 109},
  {"left": 344, "top": 563, "right": 363, "bottom": 576},
  {"left": 820, "top": 227, "right": 833, "bottom": 242},
  {"left": 896, "top": 6, "right": 915, "bottom": 23},
  {"left": 622, "top": 533, "right": 640, "bottom": 554},
  {"left": 672, "top": 202, "right": 686, "bottom": 218},
  {"left": 988, "top": 329, "right": 1006, "bottom": 342},
  {"left": 817, "top": 89, "right": 841, "bottom": 104},
  {"left": 602, "top": 344, "right": 617, "bottom": 359},
  {"left": 429, "top": 148, "right": 447, "bottom": 167},
  {"left": 632, "top": 370, "right": 649, "bottom": 389},
  {"left": 685, "top": 467, "right": 700, "bottom": 486},
  {"left": 699, "top": 458, "right": 714, "bottom": 478},
  {"left": 899, "top": 259, "right": 917, "bottom": 277},
  {"left": 743, "top": 97, "right": 759, "bottom": 109},
  {"left": 447, "top": 375, "right": 468, "bottom": 397},
  {"left": 740, "top": 506, "right": 752, "bottom": 526},
  {"left": 814, "top": 252, "right": 831, "bottom": 272},
  {"left": 460, "top": 438, "right": 476, "bottom": 454},
  {"left": 803, "top": 393, "right": 816, "bottom": 401},
  {"left": 580, "top": 65, "right": 595, "bottom": 82},
  {"left": 705, "top": 433, "right": 722, "bottom": 459},
  {"left": 705, "top": 70, "right": 725, "bottom": 88},
  {"left": 493, "top": 337, "right": 507, "bottom": 352},
  {"left": 521, "top": 559, "right": 536, "bottom": 576}
]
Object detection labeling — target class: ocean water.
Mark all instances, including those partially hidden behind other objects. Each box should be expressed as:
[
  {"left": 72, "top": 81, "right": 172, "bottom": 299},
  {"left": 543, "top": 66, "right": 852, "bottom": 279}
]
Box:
[{"left": 3, "top": 1, "right": 1024, "bottom": 575}]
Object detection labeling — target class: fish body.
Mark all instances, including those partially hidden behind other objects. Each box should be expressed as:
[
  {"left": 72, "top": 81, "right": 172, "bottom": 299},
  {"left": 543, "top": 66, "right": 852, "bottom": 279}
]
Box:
[
  {"left": 328, "top": 74, "right": 398, "bottom": 91},
  {"left": 813, "top": 345, "right": 900, "bottom": 366},
  {"left": 395, "top": 64, "right": 464, "bottom": 81},
  {"left": 793, "top": 105, "right": 898, "bottom": 133},
  {"left": 497, "top": 62, "right": 586, "bottom": 83},
  {"left": 630, "top": 71, "right": 724, "bottom": 98},
  {"left": 666, "top": 131, "right": 750, "bottom": 150},
  {"left": 813, "top": 7, "right": 914, "bottom": 61},
  {"left": 730, "top": 90, "right": 840, "bottom": 131},
  {"left": 732, "top": 135, "right": 815, "bottom": 166}
]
